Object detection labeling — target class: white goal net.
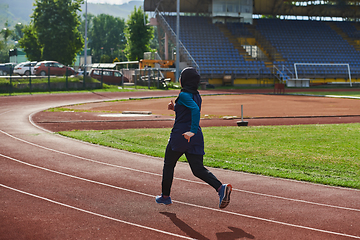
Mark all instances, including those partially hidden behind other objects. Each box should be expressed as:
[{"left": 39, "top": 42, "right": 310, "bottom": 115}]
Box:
[{"left": 294, "top": 63, "right": 352, "bottom": 87}]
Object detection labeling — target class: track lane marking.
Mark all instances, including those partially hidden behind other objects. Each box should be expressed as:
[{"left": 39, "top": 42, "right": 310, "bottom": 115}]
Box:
[
  {"left": 1, "top": 153, "right": 360, "bottom": 239},
  {"left": 0, "top": 183, "right": 192, "bottom": 240},
  {"left": 1, "top": 128, "right": 360, "bottom": 214},
  {"left": 0, "top": 110, "right": 13, "bottom": 116}
]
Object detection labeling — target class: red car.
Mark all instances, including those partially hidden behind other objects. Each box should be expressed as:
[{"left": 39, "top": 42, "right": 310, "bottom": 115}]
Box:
[
  {"left": 89, "top": 68, "right": 129, "bottom": 85},
  {"left": 34, "top": 61, "right": 75, "bottom": 76}
]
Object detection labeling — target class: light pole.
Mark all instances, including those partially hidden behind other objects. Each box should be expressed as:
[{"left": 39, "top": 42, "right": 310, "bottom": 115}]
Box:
[
  {"left": 84, "top": 0, "right": 88, "bottom": 88},
  {"left": 175, "top": 0, "right": 180, "bottom": 82}
]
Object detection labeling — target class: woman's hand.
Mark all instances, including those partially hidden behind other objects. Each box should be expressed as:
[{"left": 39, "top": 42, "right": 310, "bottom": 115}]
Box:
[
  {"left": 182, "top": 132, "right": 195, "bottom": 142},
  {"left": 168, "top": 100, "right": 174, "bottom": 110}
]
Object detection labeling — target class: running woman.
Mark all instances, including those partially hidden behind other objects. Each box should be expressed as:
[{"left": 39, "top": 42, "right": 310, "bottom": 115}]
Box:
[{"left": 155, "top": 67, "right": 232, "bottom": 209}]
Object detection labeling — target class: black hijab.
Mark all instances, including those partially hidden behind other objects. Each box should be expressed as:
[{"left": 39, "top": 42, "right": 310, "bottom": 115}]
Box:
[{"left": 180, "top": 67, "right": 200, "bottom": 95}]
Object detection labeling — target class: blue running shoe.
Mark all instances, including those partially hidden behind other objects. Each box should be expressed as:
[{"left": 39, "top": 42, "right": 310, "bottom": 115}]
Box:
[
  {"left": 156, "top": 195, "right": 172, "bottom": 205},
  {"left": 218, "top": 184, "right": 232, "bottom": 209}
]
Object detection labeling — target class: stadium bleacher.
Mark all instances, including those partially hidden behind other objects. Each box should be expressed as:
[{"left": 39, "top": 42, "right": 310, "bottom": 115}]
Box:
[
  {"left": 255, "top": 19, "right": 360, "bottom": 77},
  {"left": 226, "top": 22, "right": 253, "bottom": 38},
  {"left": 164, "top": 16, "right": 270, "bottom": 76},
  {"left": 162, "top": 15, "right": 360, "bottom": 80},
  {"left": 335, "top": 21, "right": 360, "bottom": 39}
]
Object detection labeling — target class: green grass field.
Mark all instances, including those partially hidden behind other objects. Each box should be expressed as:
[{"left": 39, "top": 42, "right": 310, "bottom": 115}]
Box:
[{"left": 59, "top": 123, "right": 360, "bottom": 189}]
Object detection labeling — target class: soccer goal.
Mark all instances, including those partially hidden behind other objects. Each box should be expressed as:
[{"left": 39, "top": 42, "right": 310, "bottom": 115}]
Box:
[{"left": 294, "top": 63, "right": 352, "bottom": 87}]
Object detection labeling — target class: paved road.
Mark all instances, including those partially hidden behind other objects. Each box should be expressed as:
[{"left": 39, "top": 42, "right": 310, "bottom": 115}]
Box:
[{"left": 1, "top": 91, "right": 360, "bottom": 239}]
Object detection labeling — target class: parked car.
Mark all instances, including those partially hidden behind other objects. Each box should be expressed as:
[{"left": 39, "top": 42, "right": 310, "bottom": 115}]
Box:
[
  {"left": 89, "top": 68, "right": 129, "bottom": 85},
  {"left": 13, "top": 61, "right": 37, "bottom": 76},
  {"left": 34, "top": 61, "right": 75, "bottom": 76},
  {"left": 0, "top": 63, "right": 16, "bottom": 76}
]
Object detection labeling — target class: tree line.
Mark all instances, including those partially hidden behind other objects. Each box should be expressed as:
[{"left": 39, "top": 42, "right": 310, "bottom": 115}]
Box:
[{"left": 0, "top": 0, "right": 155, "bottom": 66}]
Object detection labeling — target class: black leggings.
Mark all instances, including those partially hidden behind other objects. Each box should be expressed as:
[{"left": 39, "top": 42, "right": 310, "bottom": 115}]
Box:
[{"left": 161, "top": 143, "right": 222, "bottom": 196}]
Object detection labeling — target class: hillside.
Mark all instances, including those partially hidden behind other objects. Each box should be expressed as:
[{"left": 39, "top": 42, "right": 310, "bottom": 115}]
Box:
[
  {"left": 0, "top": 0, "right": 143, "bottom": 29},
  {"left": 84, "top": 1, "right": 143, "bottom": 19}
]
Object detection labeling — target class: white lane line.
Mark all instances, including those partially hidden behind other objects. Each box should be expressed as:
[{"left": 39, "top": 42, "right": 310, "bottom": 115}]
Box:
[
  {"left": 0, "top": 183, "right": 192, "bottom": 240},
  {"left": 1, "top": 153, "right": 360, "bottom": 239},
  {"left": 0, "top": 110, "right": 13, "bottom": 116},
  {"left": 29, "top": 111, "right": 54, "bottom": 134},
  {"left": 235, "top": 188, "right": 360, "bottom": 212},
  {"left": 1, "top": 129, "right": 360, "bottom": 213},
  {"left": 175, "top": 200, "right": 360, "bottom": 239},
  {"left": 0, "top": 129, "right": 162, "bottom": 177}
]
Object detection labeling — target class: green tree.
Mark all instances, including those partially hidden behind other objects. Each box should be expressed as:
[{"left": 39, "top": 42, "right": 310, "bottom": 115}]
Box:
[
  {"left": 149, "top": 26, "right": 159, "bottom": 52},
  {"left": 0, "top": 40, "right": 9, "bottom": 62},
  {"left": 125, "top": 6, "right": 153, "bottom": 61},
  {"left": 0, "top": 21, "right": 13, "bottom": 45},
  {"left": 12, "top": 23, "right": 24, "bottom": 42},
  {"left": 0, "top": 21, "right": 14, "bottom": 62},
  {"left": 18, "top": 24, "right": 42, "bottom": 61},
  {"left": 88, "top": 14, "right": 126, "bottom": 63},
  {"left": 28, "top": 0, "right": 84, "bottom": 65},
  {"left": 100, "top": 54, "right": 112, "bottom": 63},
  {"left": 78, "top": 13, "right": 94, "bottom": 37}
]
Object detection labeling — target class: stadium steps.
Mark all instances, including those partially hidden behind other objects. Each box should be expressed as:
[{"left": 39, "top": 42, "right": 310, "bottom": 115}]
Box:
[
  {"left": 245, "top": 23, "right": 286, "bottom": 65},
  {"left": 351, "top": 23, "right": 360, "bottom": 50},
  {"left": 326, "top": 22, "right": 360, "bottom": 51},
  {"left": 215, "top": 23, "right": 254, "bottom": 61},
  {"left": 352, "top": 22, "right": 360, "bottom": 32}
]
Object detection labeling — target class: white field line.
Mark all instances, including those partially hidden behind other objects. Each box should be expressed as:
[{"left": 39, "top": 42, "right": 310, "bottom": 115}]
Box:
[
  {"left": 325, "top": 95, "right": 360, "bottom": 99},
  {"left": 1, "top": 129, "right": 360, "bottom": 213},
  {"left": 1, "top": 153, "right": 360, "bottom": 239}
]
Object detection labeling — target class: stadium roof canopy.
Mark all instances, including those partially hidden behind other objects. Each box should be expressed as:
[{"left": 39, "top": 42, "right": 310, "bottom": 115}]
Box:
[{"left": 144, "top": 0, "right": 360, "bottom": 19}]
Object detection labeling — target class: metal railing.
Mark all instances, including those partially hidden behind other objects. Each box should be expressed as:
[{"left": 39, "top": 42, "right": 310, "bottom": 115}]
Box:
[
  {"left": 273, "top": 64, "right": 294, "bottom": 83},
  {"left": 155, "top": 9, "right": 200, "bottom": 73}
]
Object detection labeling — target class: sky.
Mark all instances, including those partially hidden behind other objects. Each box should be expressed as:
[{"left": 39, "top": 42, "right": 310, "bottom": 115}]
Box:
[{"left": 87, "top": 0, "right": 138, "bottom": 4}]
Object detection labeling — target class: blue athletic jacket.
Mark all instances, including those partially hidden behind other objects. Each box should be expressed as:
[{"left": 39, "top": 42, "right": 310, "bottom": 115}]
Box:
[{"left": 169, "top": 91, "right": 205, "bottom": 155}]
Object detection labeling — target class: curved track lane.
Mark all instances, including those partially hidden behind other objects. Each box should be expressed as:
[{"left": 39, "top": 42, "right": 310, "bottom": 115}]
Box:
[{"left": 1, "top": 91, "right": 360, "bottom": 240}]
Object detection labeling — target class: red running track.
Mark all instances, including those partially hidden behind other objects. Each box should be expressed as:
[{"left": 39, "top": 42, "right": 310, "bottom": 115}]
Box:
[{"left": 1, "top": 90, "right": 360, "bottom": 240}]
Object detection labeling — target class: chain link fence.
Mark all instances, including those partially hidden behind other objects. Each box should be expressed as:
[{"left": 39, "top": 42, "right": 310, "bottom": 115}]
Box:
[{"left": 0, "top": 66, "right": 101, "bottom": 94}]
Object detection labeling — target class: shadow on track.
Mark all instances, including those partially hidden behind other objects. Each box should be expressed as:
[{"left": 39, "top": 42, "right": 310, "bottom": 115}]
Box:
[
  {"left": 160, "top": 212, "right": 255, "bottom": 240},
  {"left": 216, "top": 226, "right": 255, "bottom": 240},
  {"left": 160, "top": 212, "right": 210, "bottom": 240}
]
